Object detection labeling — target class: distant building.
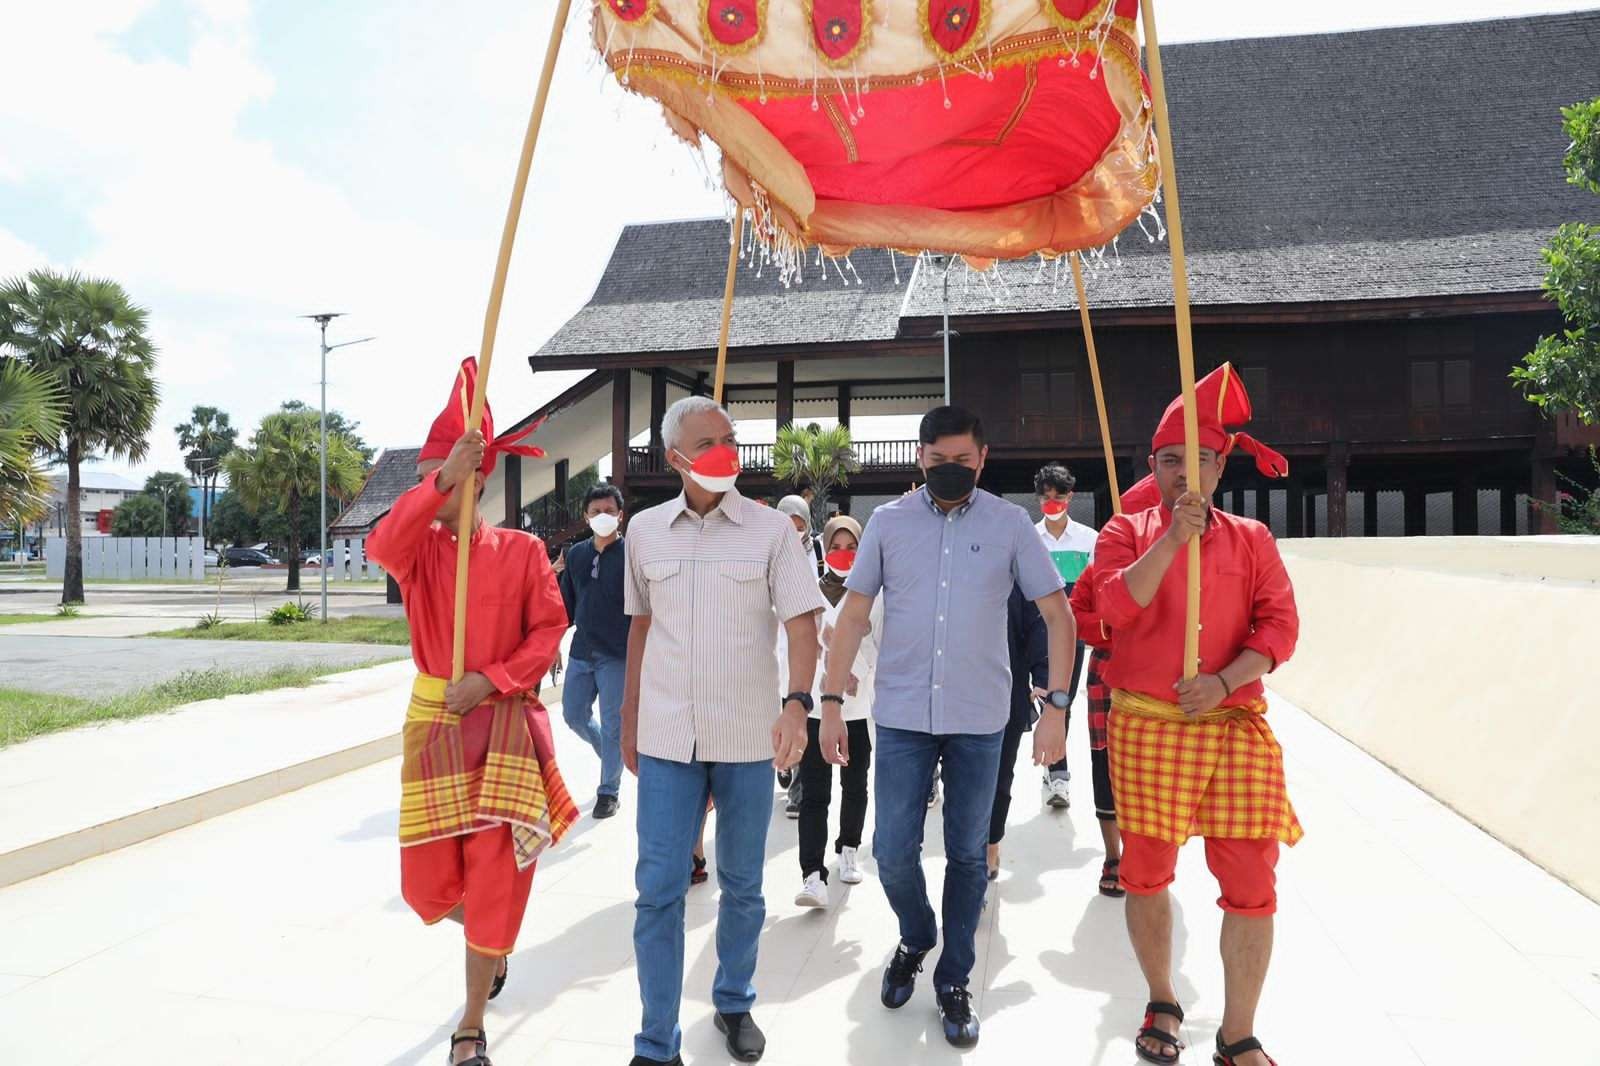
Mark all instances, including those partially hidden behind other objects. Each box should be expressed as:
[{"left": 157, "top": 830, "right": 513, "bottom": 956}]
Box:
[
  {"left": 327, "top": 447, "right": 422, "bottom": 540},
  {"left": 45, "top": 470, "right": 143, "bottom": 538}
]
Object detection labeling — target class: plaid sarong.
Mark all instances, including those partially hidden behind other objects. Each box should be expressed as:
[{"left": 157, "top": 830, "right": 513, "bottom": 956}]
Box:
[
  {"left": 400, "top": 674, "right": 579, "bottom": 869},
  {"left": 1086, "top": 647, "right": 1112, "bottom": 751},
  {"left": 1108, "top": 688, "right": 1303, "bottom": 847}
]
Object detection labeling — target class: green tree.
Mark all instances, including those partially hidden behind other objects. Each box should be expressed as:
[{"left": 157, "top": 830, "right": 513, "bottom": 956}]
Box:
[
  {"left": 142, "top": 471, "right": 192, "bottom": 536},
  {"left": 0, "top": 270, "right": 160, "bottom": 603},
  {"left": 111, "top": 494, "right": 165, "bottom": 537},
  {"left": 1512, "top": 97, "right": 1600, "bottom": 425},
  {"left": 208, "top": 490, "right": 257, "bottom": 547},
  {"left": 174, "top": 405, "right": 236, "bottom": 541},
  {"left": 279, "top": 400, "right": 376, "bottom": 467},
  {"left": 224, "top": 409, "right": 364, "bottom": 592},
  {"left": 0, "top": 358, "right": 65, "bottom": 533},
  {"left": 773, "top": 422, "right": 862, "bottom": 528}
]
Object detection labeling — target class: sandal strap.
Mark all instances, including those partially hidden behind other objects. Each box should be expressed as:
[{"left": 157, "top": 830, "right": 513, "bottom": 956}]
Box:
[
  {"left": 451, "top": 1029, "right": 487, "bottom": 1047},
  {"left": 1217, "top": 1033, "right": 1264, "bottom": 1057},
  {"left": 1104, "top": 858, "right": 1121, "bottom": 870},
  {"left": 1139, "top": 1025, "right": 1183, "bottom": 1049},
  {"left": 1146, "top": 1000, "right": 1185, "bottom": 1022}
]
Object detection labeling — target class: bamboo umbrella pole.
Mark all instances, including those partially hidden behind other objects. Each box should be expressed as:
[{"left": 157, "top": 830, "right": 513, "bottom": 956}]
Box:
[
  {"left": 452, "top": 0, "right": 572, "bottom": 682},
  {"left": 1070, "top": 253, "right": 1122, "bottom": 513},
  {"left": 1138, "top": 0, "right": 1203, "bottom": 680},
  {"left": 712, "top": 210, "right": 745, "bottom": 403}
]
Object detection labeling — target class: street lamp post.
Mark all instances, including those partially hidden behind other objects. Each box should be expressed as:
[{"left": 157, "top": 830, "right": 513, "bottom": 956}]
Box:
[{"left": 302, "top": 314, "right": 375, "bottom": 622}]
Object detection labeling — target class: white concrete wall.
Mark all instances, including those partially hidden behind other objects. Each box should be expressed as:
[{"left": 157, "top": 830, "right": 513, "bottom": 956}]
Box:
[
  {"left": 44, "top": 537, "right": 206, "bottom": 581},
  {"left": 1269, "top": 536, "right": 1600, "bottom": 900}
]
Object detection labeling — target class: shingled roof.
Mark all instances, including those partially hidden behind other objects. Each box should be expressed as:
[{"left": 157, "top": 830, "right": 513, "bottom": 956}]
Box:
[
  {"left": 535, "top": 11, "right": 1600, "bottom": 356},
  {"left": 328, "top": 447, "right": 420, "bottom": 538}
]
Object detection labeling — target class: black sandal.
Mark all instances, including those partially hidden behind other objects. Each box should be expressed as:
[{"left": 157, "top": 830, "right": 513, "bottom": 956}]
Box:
[
  {"left": 1135, "top": 1001, "right": 1185, "bottom": 1064},
  {"left": 1099, "top": 858, "right": 1127, "bottom": 898},
  {"left": 691, "top": 855, "right": 709, "bottom": 886},
  {"left": 1213, "top": 1032, "right": 1276, "bottom": 1065},
  {"left": 448, "top": 1027, "right": 492, "bottom": 1066},
  {"left": 488, "top": 956, "right": 508, "bottom": 1000}
]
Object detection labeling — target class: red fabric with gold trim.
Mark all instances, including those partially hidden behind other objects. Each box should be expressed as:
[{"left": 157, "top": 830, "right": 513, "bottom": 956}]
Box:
[
  {"left": 605, "top": 0, "right": 655, "bottom": 23},
  {"left": 704, "top": 0, "right": 764, "bottom": 53},
  {"left": 809, "top": 0, "right": 867, "bottom": 65},
  {"left": 925, "top": 0, "right": 986, "bottom": 62}
]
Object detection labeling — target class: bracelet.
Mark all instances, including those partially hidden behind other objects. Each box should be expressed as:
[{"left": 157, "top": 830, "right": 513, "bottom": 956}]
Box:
[
  {"left": 1217, "top": 673, "right": 1234, "bottom": 696},
  {"left": 820, "top": 694, "right": 846, "bottom": 705}
]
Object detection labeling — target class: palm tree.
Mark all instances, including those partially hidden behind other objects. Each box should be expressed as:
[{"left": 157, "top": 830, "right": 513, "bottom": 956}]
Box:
[
  {"left": 224, "top": 409, "right": 364, "bottom": 592},
  {"left": 175, "top": 405, "right": 237, "bottom": 542},
  {"left": 773, "top": 422, "right": 862, "bottom": 527},
  {"left": 0, "top": 270, "right": 159, "bottom": 603},
  {"left": 0, "top": 358, "right": 65, "bottom": 552}
]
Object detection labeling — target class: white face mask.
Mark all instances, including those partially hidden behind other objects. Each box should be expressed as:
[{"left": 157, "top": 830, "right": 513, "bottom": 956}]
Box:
[{"left": 587, "top": 512, "right": 620, "bottom": 538}]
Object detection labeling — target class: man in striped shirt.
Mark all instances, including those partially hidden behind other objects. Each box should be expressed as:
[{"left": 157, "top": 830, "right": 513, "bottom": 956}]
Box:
[{"left": 621, "top": 396, "right": 825, "bottom": 1066}]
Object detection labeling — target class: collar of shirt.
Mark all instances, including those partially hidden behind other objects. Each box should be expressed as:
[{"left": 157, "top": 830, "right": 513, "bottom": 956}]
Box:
[
  {"left": 668, "top": 486, "right": 747, "bottom": 526},
  {"left": 1035, "top": 516, "right": 1088, "bottom": 547},
  {"left": 921, "top": 485, "right": 975, "bottom": 518}
]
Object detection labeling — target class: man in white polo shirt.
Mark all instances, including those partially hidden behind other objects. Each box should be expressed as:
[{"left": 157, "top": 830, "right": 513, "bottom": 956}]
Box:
[{"left": 1034, "top": 463, "right": 1097, "bottom": 809}]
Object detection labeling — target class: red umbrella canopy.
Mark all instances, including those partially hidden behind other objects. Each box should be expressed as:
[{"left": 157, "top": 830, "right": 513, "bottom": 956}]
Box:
[{"left": 594, "top": 0, "right": 1158, "bottom": 264}]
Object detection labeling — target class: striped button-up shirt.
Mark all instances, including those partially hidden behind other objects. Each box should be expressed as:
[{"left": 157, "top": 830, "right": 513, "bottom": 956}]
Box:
[
  {"left": 848, "top": 487, "right": 1063, "bottom": 736},
  {"left": 625, "top": 487, "right": 827, "bottom": 763}
]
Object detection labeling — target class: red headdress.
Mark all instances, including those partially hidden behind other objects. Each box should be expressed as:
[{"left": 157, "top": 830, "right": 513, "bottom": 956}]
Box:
[
  {"left": 418, "top": 357, "right": 545, "bottom": 476},
  {"left": 1148, "top": 363, "right": 1288, "bottom": 479}
]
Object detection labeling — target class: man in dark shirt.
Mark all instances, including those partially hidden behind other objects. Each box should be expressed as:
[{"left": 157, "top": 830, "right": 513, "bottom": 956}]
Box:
[{"left": 558, "top": 483, "right": 631, "bottom": 819}]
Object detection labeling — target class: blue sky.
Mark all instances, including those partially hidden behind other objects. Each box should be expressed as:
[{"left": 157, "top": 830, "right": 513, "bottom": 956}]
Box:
[{"left": 2, "top": 0, "right": 1594, "bottom": 481}]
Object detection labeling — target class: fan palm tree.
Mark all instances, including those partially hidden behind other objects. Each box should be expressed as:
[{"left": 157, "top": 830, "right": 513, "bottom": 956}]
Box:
[
  {"left": 773, "top": 422, "right": 862, "bottom": 527},
  {"left": 175, "top": 405, "right": 237, "bottom": 542},
  {"left": 0, "top": 270, "right": 159, "bottom": 603},
  {"left": 0, "top": 358, "right": 65, "bottom": 548},
  {"left": 224, "top": 409, "right": 364, "bottom": 592}
]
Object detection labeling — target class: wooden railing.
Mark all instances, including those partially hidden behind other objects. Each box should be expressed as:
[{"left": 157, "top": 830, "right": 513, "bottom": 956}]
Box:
[{"left": 626, "top": 440, "right": 920, "bottom": 476}]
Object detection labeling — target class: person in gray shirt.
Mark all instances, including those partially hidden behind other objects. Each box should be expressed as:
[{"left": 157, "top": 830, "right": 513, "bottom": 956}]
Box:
[{"left": 818, "top": 405, "right": 1077, "bottom": 1049}]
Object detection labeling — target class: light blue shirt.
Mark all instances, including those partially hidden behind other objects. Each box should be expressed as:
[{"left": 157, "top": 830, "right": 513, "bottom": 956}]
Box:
[{"left": 847, "top": 487, "right": 1063, "bottom": 736}]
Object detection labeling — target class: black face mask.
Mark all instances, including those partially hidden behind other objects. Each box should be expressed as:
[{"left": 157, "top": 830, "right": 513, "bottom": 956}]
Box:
[{"left": 924, "top": 462, "right": 977, "bottom": 502}]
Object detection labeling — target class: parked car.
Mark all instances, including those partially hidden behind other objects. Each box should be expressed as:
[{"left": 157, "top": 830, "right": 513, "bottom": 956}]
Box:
[
  {"left": 222, "top": 547, "right": 277, "bottom": 567},
  {"left": 203, "top": 550, "right": 219, "bottom": 567},
  {"left": 302, "top": 547, "right": 352, "bottom": 567}
]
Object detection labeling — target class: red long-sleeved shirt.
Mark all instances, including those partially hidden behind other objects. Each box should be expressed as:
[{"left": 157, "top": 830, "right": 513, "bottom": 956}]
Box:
[
  {"left": 1069, "top": 561, "right": 1112, "bottom": 651},
  {"left": 367, "top": 470, "right": 567, "bottom": 695},
  {"left": 1092, "top": 505, "right": 1298, "bottom": 706}
]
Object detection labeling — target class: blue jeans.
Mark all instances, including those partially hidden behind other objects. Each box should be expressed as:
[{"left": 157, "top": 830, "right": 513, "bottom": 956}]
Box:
[
  {"left": 634, "top": 755, "right": 772, "bottom": 1061},
  {"left": 560, "top": 653, "right": 625, "bottom": 798},
  {"left": 873, "top": 724, "right": 1005, "bottom": 990}
]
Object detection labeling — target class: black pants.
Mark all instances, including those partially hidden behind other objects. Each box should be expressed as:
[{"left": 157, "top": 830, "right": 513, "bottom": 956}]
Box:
[
  {"left": 989, "top": 706, "right": 1071, "bottom": 845},
  {"left": 798, "top": 717, "right": 873, "bottom": 881},
  {"left": 1046, "top": 641, "right": 1087, "bottom": 775},
  {"left": 1091, "top": 746, "right": 1116, "bottom": 822}
]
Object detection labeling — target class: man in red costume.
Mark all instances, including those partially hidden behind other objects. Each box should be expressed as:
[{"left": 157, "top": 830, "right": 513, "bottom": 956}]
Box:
[
  {"left": 367, "top": 357, "right": 577, "bottom": 1066},
  {"left": 1092, "top": 364, "right": 1298, "bottom": 1066}
]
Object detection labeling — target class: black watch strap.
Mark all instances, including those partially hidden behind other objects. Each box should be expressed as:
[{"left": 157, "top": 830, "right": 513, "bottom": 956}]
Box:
[{"left": 783, "top": 691, "right": 815, "bottom": 712}]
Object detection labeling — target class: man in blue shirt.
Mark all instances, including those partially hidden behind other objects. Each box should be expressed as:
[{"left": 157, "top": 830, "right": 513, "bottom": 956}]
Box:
[
  {"left": 818, "top": 406, "right": 1077, "bottom": 1049},
  {"left": 558, "top": 482, "right": 630, "bottom": 819}
]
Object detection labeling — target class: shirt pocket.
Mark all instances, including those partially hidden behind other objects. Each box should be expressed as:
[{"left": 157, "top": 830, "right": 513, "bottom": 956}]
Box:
[
  {"left": 959, "top": 540, "right": 1016, "bottom": 606},
  {"left": 718, "top": 559, "right": 767, "bottom": 609}
]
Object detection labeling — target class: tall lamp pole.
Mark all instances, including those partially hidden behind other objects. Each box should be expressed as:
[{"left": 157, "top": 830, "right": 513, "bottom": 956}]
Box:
[{"left": 302, "top": 314, "right": 375, "bottom": 622}]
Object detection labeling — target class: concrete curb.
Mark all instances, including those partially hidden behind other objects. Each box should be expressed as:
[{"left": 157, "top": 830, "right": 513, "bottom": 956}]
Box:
[{"left": 0, "top": 681, "right": 565, "bottom": 888}]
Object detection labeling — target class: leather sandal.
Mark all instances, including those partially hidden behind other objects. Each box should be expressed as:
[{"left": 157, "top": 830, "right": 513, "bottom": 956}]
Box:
[
  {"left": 1213, "top": 1032, "right": 1276, "bottom": 1065},
  {"left": 1099, "top": 858, "right": 1127, "bottom": 898},
  {"left": 1135, "top": 1001, "right": 1185, "bottom": 1064},
  {"left": 488, "top": 956, "right": 508, "bottom": 1001},
  {"left": 447, "top": 1027, "right": 492, "bottom": 1066}
]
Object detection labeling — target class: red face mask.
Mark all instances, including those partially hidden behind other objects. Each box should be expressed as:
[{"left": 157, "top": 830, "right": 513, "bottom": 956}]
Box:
[
  {"left": 1041, "top": 498, "right": 1069, "bottom": 518},
  {"left": 824, "top": 548, "right": 855, "bottom": 577},
  {"left": 677, "top": 444, "right": 740, "bottom": 492}
]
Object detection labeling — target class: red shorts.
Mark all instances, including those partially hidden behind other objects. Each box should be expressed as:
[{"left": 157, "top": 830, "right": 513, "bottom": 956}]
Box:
[
  {"left": 1119, "top": 831, "right": 1280, "bottom": 917},
  {"left": 401, "top": 824, "right": 537, "bottom": 956}
]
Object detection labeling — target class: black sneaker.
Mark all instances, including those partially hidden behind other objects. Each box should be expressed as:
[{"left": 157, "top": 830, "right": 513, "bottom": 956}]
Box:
[
  {"left": 628, "top": 1056, "right": 683, "bottom": 1066},
  {"left": 880, "top": 942, "right": 927, "bottom": 1009},
  {"left": 936, "top": 984, "right": 981, "bottom": 1048},
  {"left": 714, "top": 1011, "right": 766, "bottom": 1062},
  {"left": 785, "top": 797, "right": 800, "bottom": 819},
  {"left": 777, "top": 768, "right": 793, "bottom": 789},
  {"left": 593, "top": 794, "right": 620, "bottom": 820}
]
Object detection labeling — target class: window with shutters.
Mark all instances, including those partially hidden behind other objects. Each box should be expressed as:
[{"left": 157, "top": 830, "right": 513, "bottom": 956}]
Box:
[
  {"left": 1409, "top": 361, "right": 1440, "bottom": 412},
  {"left": 1442, "top": 360, "right": 1471, "bottom": 408}
]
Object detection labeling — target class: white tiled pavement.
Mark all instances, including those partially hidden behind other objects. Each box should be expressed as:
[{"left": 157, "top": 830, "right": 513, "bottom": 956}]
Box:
[{"left": 0, "top": 685, "right": 1595, "bottom": 1065}]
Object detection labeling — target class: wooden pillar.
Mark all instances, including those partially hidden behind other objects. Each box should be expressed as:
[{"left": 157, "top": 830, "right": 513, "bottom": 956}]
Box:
[
  {"left": 1304, "top": 492, "right": 1318, "bottom": 538},
  {"left": 1326, "top": 442, "right": 1350, "bottom": 537},
  {"left": 1530, "top": 454, "right": 1558, "bottom": 535},
  {"left": 1363, "top": 488, "right": 1379, "bottom": 538},
  {"left": 1499, "top": 485, "right": 1518, "bottom": 536},
  {"left": 776, "top": 360, "right": 795, "bottom": 431},
  {"left": 1094, "top": 487, "right": 1113, "bottom": 528},
  {"left": 612, "top": 369, "right": 631, "bottom": 495},
  {"left": 1255, "top": 488, "right": 1270, "bottom": 530},
  {"left": 1230, "top": 488, "right": 1245, "bottom": 516},
  {"left": 554, "top": 458, "right": 570, "bottom": 508},
  {"left": 502, "top": 453, "right": 523, "bottom": 529},
  {"left": 1403, "top": 486, "right": 1426, "bottom": 537},
  {"left": 1453, "top": 473, "right": 1478, "bottom": 536},
  {"left": 649, "top": 369, "right": 667, "bottom": 454},
  {"left": 1286, "top": 479, "right": 1305, "bottom": 538},
  {"left": 837, "top": 384, "right": 852, "bottom": 428}
]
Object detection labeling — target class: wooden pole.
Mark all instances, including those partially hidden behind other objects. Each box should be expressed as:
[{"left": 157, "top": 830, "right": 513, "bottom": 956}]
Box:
[
  {"left": 1070, "top": 253, "right": 1122, "bottom": 514},
  {"left": 1139, "top": 0, "right": 1202, "bottom": 679},
  {"left": 452, "top": 0, "right": 572, "bottom": 682},
  {"left": 712, "top": 210, "right": 744, "bottom": 404}
]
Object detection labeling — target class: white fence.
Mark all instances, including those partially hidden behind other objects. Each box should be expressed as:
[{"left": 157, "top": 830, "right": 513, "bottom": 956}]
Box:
[{"left": 45, "top": 536, "right": 205, "bottom": 581}]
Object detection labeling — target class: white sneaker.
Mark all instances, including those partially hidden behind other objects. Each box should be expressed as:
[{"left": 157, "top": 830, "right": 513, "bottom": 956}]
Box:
[
  {"left": 1043, "top": 776, "right": 1071, "bottom": 810},
  {"left": 795, "top": 871, "right": 829, "bottom": 908},
  {"left": 838, "top": 846, "right": 865, "bottom": 885}
]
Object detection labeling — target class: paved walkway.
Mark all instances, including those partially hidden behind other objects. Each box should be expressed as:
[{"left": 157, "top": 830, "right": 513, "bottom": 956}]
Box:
[
  {"left": 0, "top": 686, "right": 1595, "bottom": 1065},
  {"left": 0, "top": 634, "right": 406, "bottom": 698}
]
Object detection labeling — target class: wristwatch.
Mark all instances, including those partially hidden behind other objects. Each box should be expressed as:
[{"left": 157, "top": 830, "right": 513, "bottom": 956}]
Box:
[
  {"left": 1046, "top": 690, "right": 1072, "bottom": 710},
  {"left": 783, "top": 691, "right": 815, "bottom": 712}
]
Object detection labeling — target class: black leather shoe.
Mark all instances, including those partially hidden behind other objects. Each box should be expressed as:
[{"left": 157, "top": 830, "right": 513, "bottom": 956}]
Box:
[
  {"left": 937, "top": 984, "right": 981, "bottom": 1048},
  {"left": 593, "top": 794, "right": 620, "bottom": 819},
  {"left": 714, "top": 1011, "right": 766, "bottom": 1061},
  {"left": 880, "top": 942, "right": 927, "bottom": 1009},
  {"left": 627, "top": 1056, "right": 682, "bottom": 1066}
]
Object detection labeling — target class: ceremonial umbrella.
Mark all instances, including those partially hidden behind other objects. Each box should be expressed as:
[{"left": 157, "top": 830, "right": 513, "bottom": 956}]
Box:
[{"left": 451, "top": 0, "right": 1208, "bottom": 681}]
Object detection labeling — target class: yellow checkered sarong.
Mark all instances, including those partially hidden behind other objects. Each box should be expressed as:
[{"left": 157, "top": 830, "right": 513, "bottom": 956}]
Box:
[
  {"left": 399, "top": 674, "right": 577, "bottom": 869},
  {"left": 1108, "top": 689, "right": 1303, "bottom": 847}
]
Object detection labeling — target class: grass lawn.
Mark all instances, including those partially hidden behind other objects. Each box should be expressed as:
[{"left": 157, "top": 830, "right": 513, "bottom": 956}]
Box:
[
  {"left": 0, "top": 662, "right": 390, "bottom": 748},
  {"left": 148, "top": 615, "right": 410, "bottom": 645},
  {"left": 0, "top": 613, "right": 79, "bottom": 626}
]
